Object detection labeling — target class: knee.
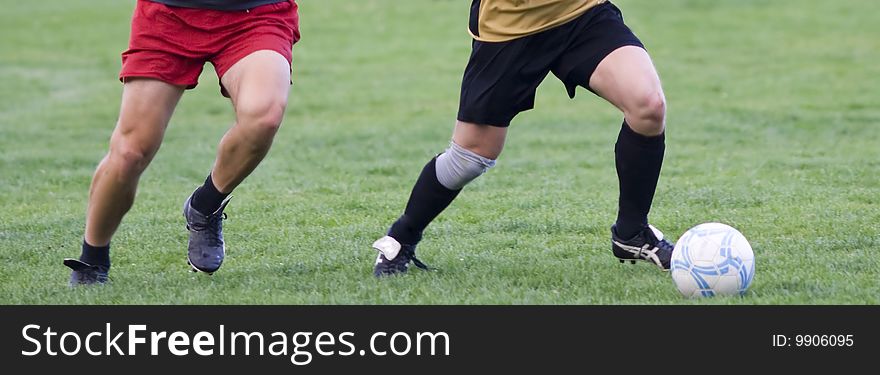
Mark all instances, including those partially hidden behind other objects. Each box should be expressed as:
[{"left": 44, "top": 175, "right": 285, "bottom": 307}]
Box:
[
  {"left": 108, "top": 143, "right": 152, "bottom": 178},
  {"left": 627, "top": 90, "right": 667, "bottom": 136},
  {"left": 435, "top": 142, "right": 497, "bottom": 190},
  {"left": 236, "top": 98, "right": 287, "bottom": 136}
]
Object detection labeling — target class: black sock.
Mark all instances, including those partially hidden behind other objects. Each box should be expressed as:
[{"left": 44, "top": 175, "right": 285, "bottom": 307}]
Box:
[
  {"left": 191, "top": 174, "right": 230, "bottom": 215},
  {"left": 388, "top": 157, "right": 462, "bottom": 245},
  {"left": 81, "top": 240, "right": 111, "bottom": 268},
  {"left": 615, "top": 121, "right": 665, "bottom": 239}
]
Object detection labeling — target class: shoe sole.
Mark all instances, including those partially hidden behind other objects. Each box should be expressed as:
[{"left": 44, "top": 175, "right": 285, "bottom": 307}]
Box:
[
  {"left": 614, "top": 256, "right": 670, "bottom": 272},
  {"left": 186, "top": 257, "right": 217, "bottom": 276}
]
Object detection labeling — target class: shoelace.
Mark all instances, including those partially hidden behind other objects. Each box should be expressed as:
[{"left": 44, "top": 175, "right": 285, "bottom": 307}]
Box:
[
  {"left": 401, "top": 247, "right": 431, "bottom": 271},
  {"left": 655, "top": 238, "right": 674, "bottom": 254},
  {"left": 187, "top": 212, "right": 227, "bottom": 232},
  {"left": 653, "top": 239, "right": 674, "bottom": 269},
  {"left": 384, "top": 247, "right": 430, "bottom": 271},
  {"left": 185, "top": 212, "right": 227, "bottom": 249},
  {"left": 410, "top": 256, "right": 429, "bottom": 271}
]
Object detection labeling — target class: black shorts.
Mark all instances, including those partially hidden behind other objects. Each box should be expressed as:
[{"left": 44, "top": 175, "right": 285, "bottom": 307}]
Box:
[{"left": 457, "top": 2, "right": 644, "bottom": 127}]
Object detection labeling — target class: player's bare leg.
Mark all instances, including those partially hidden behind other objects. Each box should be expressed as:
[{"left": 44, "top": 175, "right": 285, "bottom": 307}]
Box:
[
  {"left": 183, "top": 50, "right": 291, "bottom": 274},
  {"left": 451, "top": 121, "right": 507, "bottom": 160},
  {"left": 590, "top": 46, "right": 666, "bottom": 136},
  {"left": 589, "top": 45, "right": 673, "bottom": 270},
  {"left": 372, "top": 120, "right": 504, "bottom": 276},
  {"left": 213, "top": 50, "right": 291, "bottom": 192},
  {"left": 66, "top": 79, "right": 185, "bottom": 285}
]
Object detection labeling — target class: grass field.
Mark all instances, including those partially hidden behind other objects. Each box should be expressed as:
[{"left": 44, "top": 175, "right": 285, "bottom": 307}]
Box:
[{"left": 0, "top": 0, "right": 878, "bottom": 304}]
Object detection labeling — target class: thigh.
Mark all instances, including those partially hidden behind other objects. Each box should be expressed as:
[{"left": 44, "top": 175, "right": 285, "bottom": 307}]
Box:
[
  {"left": 111, "top": 79, "right": 185, "bottom": 154},
  {"left": 212, "top": 0, "right": 300, "bottom": 98},
  {"left": 550, "top": 2, "right": 647, "bottom": 100},
  {"left": 588, "top": 45, "right": 663, "bottom": 114},
  {"left": 220, "top": 50, "right": 292, "bottom": 119}
]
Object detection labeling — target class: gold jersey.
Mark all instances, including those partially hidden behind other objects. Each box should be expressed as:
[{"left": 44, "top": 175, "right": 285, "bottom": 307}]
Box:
[{"left": 469, "top": 0, "right": 607, "bottom": 42}]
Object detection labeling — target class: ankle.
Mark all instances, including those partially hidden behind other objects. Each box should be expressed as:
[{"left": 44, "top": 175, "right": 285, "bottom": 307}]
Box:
[
  {"left": 191, "top": 174, "right": 230, "bottom": 215},
  {"left": 81, "top": 239, "right": 111, "bottom": 268}
]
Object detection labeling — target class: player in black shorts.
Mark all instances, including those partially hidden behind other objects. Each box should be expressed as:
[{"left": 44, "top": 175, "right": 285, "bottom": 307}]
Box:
[{"left": 371, "top": 0, "right": 675, "bottom": 276}]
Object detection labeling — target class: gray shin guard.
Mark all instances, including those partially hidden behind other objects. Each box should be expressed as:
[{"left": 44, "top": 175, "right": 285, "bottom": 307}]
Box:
[{"left": 435, "top": 142, "right": 496, "bottom": 190}]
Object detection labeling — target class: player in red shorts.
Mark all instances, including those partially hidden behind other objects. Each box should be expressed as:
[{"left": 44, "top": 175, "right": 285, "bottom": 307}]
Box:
[{"left": 63, "top": 0, "right": 300, "bottom": 285}]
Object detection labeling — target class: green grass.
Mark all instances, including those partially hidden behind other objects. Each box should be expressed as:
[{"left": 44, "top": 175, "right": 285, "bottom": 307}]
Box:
[{"left": 0, "top": 0, "right": 878, "bottom": 304}]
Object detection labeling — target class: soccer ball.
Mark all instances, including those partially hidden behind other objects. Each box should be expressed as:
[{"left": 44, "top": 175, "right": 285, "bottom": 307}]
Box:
[{"left": 670, "top": 223, "right": 755, "bottom": 298}]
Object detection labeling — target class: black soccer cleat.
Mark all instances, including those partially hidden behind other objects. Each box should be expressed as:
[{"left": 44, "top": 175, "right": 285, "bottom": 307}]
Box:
[
  {"left": 372, "top": 236, "right": 430, "bottom": 277},
  {"left": 63, "top": 259, "right": 109, "bottom": 286},
  {"left": 611, "top": 224, "right": 674, "bottom": 271}
]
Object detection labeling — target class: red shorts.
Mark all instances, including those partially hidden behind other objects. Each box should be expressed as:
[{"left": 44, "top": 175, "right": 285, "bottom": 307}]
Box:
[{"left": 120, "top": 0, "right": 300, "bottom": 96}]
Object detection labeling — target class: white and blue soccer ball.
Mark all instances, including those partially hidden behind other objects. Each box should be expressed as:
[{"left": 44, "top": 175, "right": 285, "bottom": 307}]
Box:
[{"left": 670, "top": 223, "right": 755, "bottom": 298}]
